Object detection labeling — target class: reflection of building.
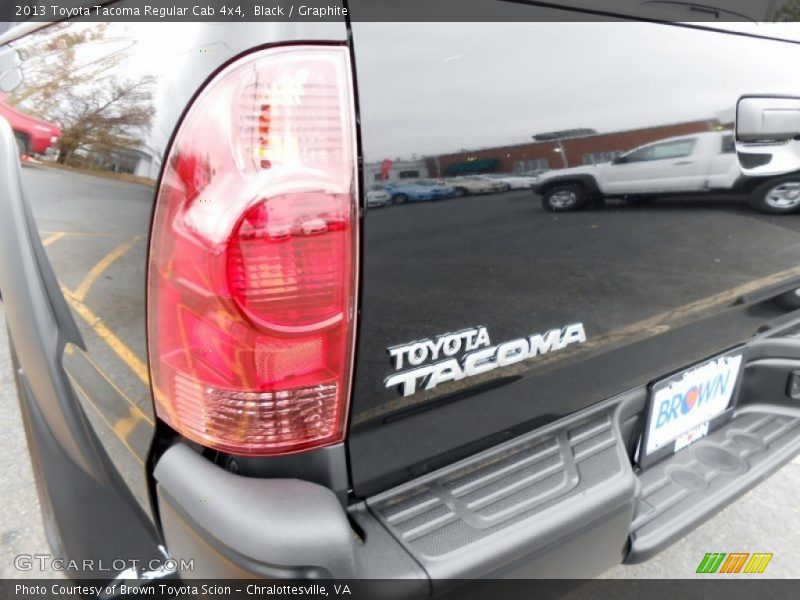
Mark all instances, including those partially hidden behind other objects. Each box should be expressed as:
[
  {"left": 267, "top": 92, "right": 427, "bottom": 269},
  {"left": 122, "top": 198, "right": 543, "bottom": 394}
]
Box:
[
  {"left": 426, "top": 119, "right": 727, "bottom": 177},
  {"left": 86, "top": 144, "right": 161, "bottom": 179},
  {"left": 364, "top": 158, "right": 429, "bottom": 183},
  {"left": 532, "top": 128, "right": 598, "bottom": 142}
]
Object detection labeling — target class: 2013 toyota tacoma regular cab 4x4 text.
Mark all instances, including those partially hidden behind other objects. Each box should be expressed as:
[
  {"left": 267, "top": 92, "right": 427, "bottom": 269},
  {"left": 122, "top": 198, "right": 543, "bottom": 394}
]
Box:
[{"left": 2, "top": 1, "right": 800, "bottom": 596}]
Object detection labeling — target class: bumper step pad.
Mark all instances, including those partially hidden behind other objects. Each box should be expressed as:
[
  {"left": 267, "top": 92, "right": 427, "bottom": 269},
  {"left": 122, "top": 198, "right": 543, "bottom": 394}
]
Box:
[
  {"left": 628, "top": 410, "right": 800, "bottom": 562},
  {"left": 368, "top": 407, "right": 636, "bottom": 581}
]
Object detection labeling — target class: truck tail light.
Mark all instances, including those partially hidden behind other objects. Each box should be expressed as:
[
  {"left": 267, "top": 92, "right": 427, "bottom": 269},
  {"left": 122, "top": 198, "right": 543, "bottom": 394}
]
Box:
[{"left": 147, "top": 46, "right": 358, "bottom": 455}]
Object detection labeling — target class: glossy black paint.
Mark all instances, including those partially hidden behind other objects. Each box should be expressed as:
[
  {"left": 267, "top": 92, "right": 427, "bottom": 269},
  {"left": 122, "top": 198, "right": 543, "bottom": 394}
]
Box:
[{"left": 346, "top": 15, "right": 800, "bottom": 493}]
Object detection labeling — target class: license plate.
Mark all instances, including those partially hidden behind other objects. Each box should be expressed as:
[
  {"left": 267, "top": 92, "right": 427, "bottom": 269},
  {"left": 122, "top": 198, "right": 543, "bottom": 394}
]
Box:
[{"left": 639, "top": 349, "right": 745, "bottom": 467}]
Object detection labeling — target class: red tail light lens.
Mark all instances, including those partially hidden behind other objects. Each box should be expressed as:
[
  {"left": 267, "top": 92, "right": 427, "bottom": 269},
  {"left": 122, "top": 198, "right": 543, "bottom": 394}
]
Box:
[{"left": 147, "top": 46, "right": 358, "bottom": 455}]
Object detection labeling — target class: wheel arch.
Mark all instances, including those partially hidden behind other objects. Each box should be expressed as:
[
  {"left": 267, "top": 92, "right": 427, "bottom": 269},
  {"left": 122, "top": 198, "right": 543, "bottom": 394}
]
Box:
[
  {"left": 747, "top": 171, "right": 800, "bottom": 214},
  {"left": 734, "top": 170, "right": 800, "bottom": 194},
  {"left": 535, "top": 175, "right": 602, "bottom": 198}
]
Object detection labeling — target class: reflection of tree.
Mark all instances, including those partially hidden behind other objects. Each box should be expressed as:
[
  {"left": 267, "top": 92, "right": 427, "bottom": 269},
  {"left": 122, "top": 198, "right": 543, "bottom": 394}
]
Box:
[
  {"left": 7, "top": 24, "right": 155, "bottom": 165},
  {"left": 776, "top": 0, "right": 800, "bottom": 20},
  {"left": 54, "top": 77, "right": 155, "bottom": 165}
]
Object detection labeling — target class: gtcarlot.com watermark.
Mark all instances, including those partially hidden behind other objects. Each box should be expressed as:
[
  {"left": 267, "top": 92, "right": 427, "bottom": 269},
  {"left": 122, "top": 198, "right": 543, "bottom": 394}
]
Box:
[{"left": 14, "top": 553, "right": 194, "bottom": 574}]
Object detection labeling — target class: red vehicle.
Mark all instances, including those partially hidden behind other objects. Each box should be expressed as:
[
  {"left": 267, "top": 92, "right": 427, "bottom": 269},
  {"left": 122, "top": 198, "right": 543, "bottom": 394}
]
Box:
[{"left": 0, "top": 94, "right": 60, "bottom": 156}]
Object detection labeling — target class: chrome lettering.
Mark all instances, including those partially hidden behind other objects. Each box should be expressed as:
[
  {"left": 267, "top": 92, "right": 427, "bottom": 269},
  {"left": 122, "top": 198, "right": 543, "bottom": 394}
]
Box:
[{"left": 385, "top": 323, "right": 587, "bottom": 396}]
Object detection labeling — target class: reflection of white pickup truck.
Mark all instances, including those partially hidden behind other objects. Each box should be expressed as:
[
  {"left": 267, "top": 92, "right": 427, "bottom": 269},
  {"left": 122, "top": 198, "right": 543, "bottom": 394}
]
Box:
[{"left": 534, "top": 131, "right": 747, "bottom": 211}]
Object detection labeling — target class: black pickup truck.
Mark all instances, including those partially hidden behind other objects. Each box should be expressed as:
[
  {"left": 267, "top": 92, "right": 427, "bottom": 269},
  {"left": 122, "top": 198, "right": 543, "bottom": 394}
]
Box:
[{"left": 2, "top": 1, "right": 800, "bottom": 594}]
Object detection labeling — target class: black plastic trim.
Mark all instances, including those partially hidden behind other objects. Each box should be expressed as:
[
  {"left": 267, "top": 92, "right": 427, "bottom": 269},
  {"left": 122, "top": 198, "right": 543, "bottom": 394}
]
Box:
[
  {"left": 626, "top": 332, "right": 800, "bottom": 562},
  {"left": 213, "top": 443, "right": 350, "bottom": 503},
  {"left": 627, "top": 406, "right": 800, "bottom": 563},
  {"left": 366, "top": 391, "right": 639, "bottom": 589},
  {"left": 0, "top": 117, "right": 164, "bottom": 578},
  {"left": 738, "top": 152, "right": 773, "bottom": 169},
  {"left": 155, "top": 443, "right": 360, "bottom": 578},
  {"left": 155, "top": 442, "right": 432, "bottom": 592}
]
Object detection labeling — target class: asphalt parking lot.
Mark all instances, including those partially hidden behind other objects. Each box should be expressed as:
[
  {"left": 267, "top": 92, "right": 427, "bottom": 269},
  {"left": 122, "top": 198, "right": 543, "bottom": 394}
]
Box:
[{"left": 1, "top": 166, "right": 799, "bottom": 579}]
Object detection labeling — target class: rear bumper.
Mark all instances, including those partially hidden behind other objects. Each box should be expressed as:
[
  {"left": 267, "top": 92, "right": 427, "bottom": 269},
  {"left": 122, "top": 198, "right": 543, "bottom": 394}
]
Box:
[
  {"left": 155, "top": 424, "right": 632, "bottom": 591},
  {"left": 154, "top": 328, "right": 800, "bottom": 592},
  {"left": 627, "top": 408, "right": 800, "bottom": 563}
]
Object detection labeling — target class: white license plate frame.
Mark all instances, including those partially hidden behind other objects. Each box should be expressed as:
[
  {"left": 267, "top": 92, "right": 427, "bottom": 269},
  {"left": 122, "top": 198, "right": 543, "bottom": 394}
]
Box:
[{"left": 639, "top": 347, "right": 746, "bottom": 468}]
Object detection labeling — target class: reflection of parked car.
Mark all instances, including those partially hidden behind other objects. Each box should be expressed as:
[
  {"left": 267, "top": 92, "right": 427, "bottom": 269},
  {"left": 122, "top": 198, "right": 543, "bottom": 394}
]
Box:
[
  {"left": 385, "top": 180, "right": 456, "bottom": 203},
  {"left": 448, "top": 175, "right": 509, "bottom": 195},
  {"left": 520, "top": 169, "right": 549, "bottom": 179},
  {"left": 487, "top": 174, "right": 541, "bottom": 190},
  {"left": 534, "top": 131, "right": 747, "bottom": 212},
  {"left": 0, "top": 95, "right": 60, "bottom": 156},
  {"left": 367, "top": 186, "right": 392, "bottom": 207}
]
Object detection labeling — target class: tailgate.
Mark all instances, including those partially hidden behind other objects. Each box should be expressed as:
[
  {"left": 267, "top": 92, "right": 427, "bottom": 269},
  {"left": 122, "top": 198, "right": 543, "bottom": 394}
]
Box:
[{"left": 347, "top": 16, "right": 800, "bottom": 495}]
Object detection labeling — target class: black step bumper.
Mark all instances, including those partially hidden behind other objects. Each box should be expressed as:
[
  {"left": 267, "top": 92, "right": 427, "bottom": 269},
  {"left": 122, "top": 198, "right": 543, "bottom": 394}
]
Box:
[{"left": 154, "top": 333, "right": 800, "bottom": 592}]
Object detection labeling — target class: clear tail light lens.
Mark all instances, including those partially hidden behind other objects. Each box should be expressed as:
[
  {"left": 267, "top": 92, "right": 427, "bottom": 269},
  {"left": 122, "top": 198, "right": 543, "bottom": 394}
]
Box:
[{"left": 147, "top": 46, "right": 358, "bottom": 455}]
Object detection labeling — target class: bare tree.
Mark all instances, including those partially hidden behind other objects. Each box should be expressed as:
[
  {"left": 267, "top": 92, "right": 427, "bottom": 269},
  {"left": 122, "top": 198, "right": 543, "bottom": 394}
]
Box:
[
  {"left": 53, "top": 74, "right": 156, "bottom": 164},
  {"left": 775, "top": 0, "right": 800, "bottom": 20},
  {"left": 7, "top": 24, "right": 155, "bottom": 165}
]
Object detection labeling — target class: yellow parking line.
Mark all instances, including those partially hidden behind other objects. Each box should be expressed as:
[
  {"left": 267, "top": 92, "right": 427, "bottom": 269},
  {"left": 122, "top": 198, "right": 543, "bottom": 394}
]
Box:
[
  {"left": 61, "top": 291, "right": 161, "bottom": 457},
  {"left": 113, "top": 410, "right": 144, "bottom": 440},
  {"left": 40, "top": 230, "right": 116, "bottom": 238},
  {"left": 69, "top": 346, "right": 154, "bottom": 426},
  {"left": 42, "top": 232, "right": 67, "bottom": 247},
  {"left": 73, "top": 235, "right": 141, "bottom": 301},
  {"left": 69, "top": 375, "right": 145, "bottom": 466},
  {"left": 61, "top": 286, "right": 150, "bottom": 387}
]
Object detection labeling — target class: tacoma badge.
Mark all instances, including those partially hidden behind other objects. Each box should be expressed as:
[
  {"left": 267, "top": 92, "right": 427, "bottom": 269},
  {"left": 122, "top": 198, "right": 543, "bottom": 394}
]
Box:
[{"left": 385, "top": 323, "right": 587, "bottom": 396}]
